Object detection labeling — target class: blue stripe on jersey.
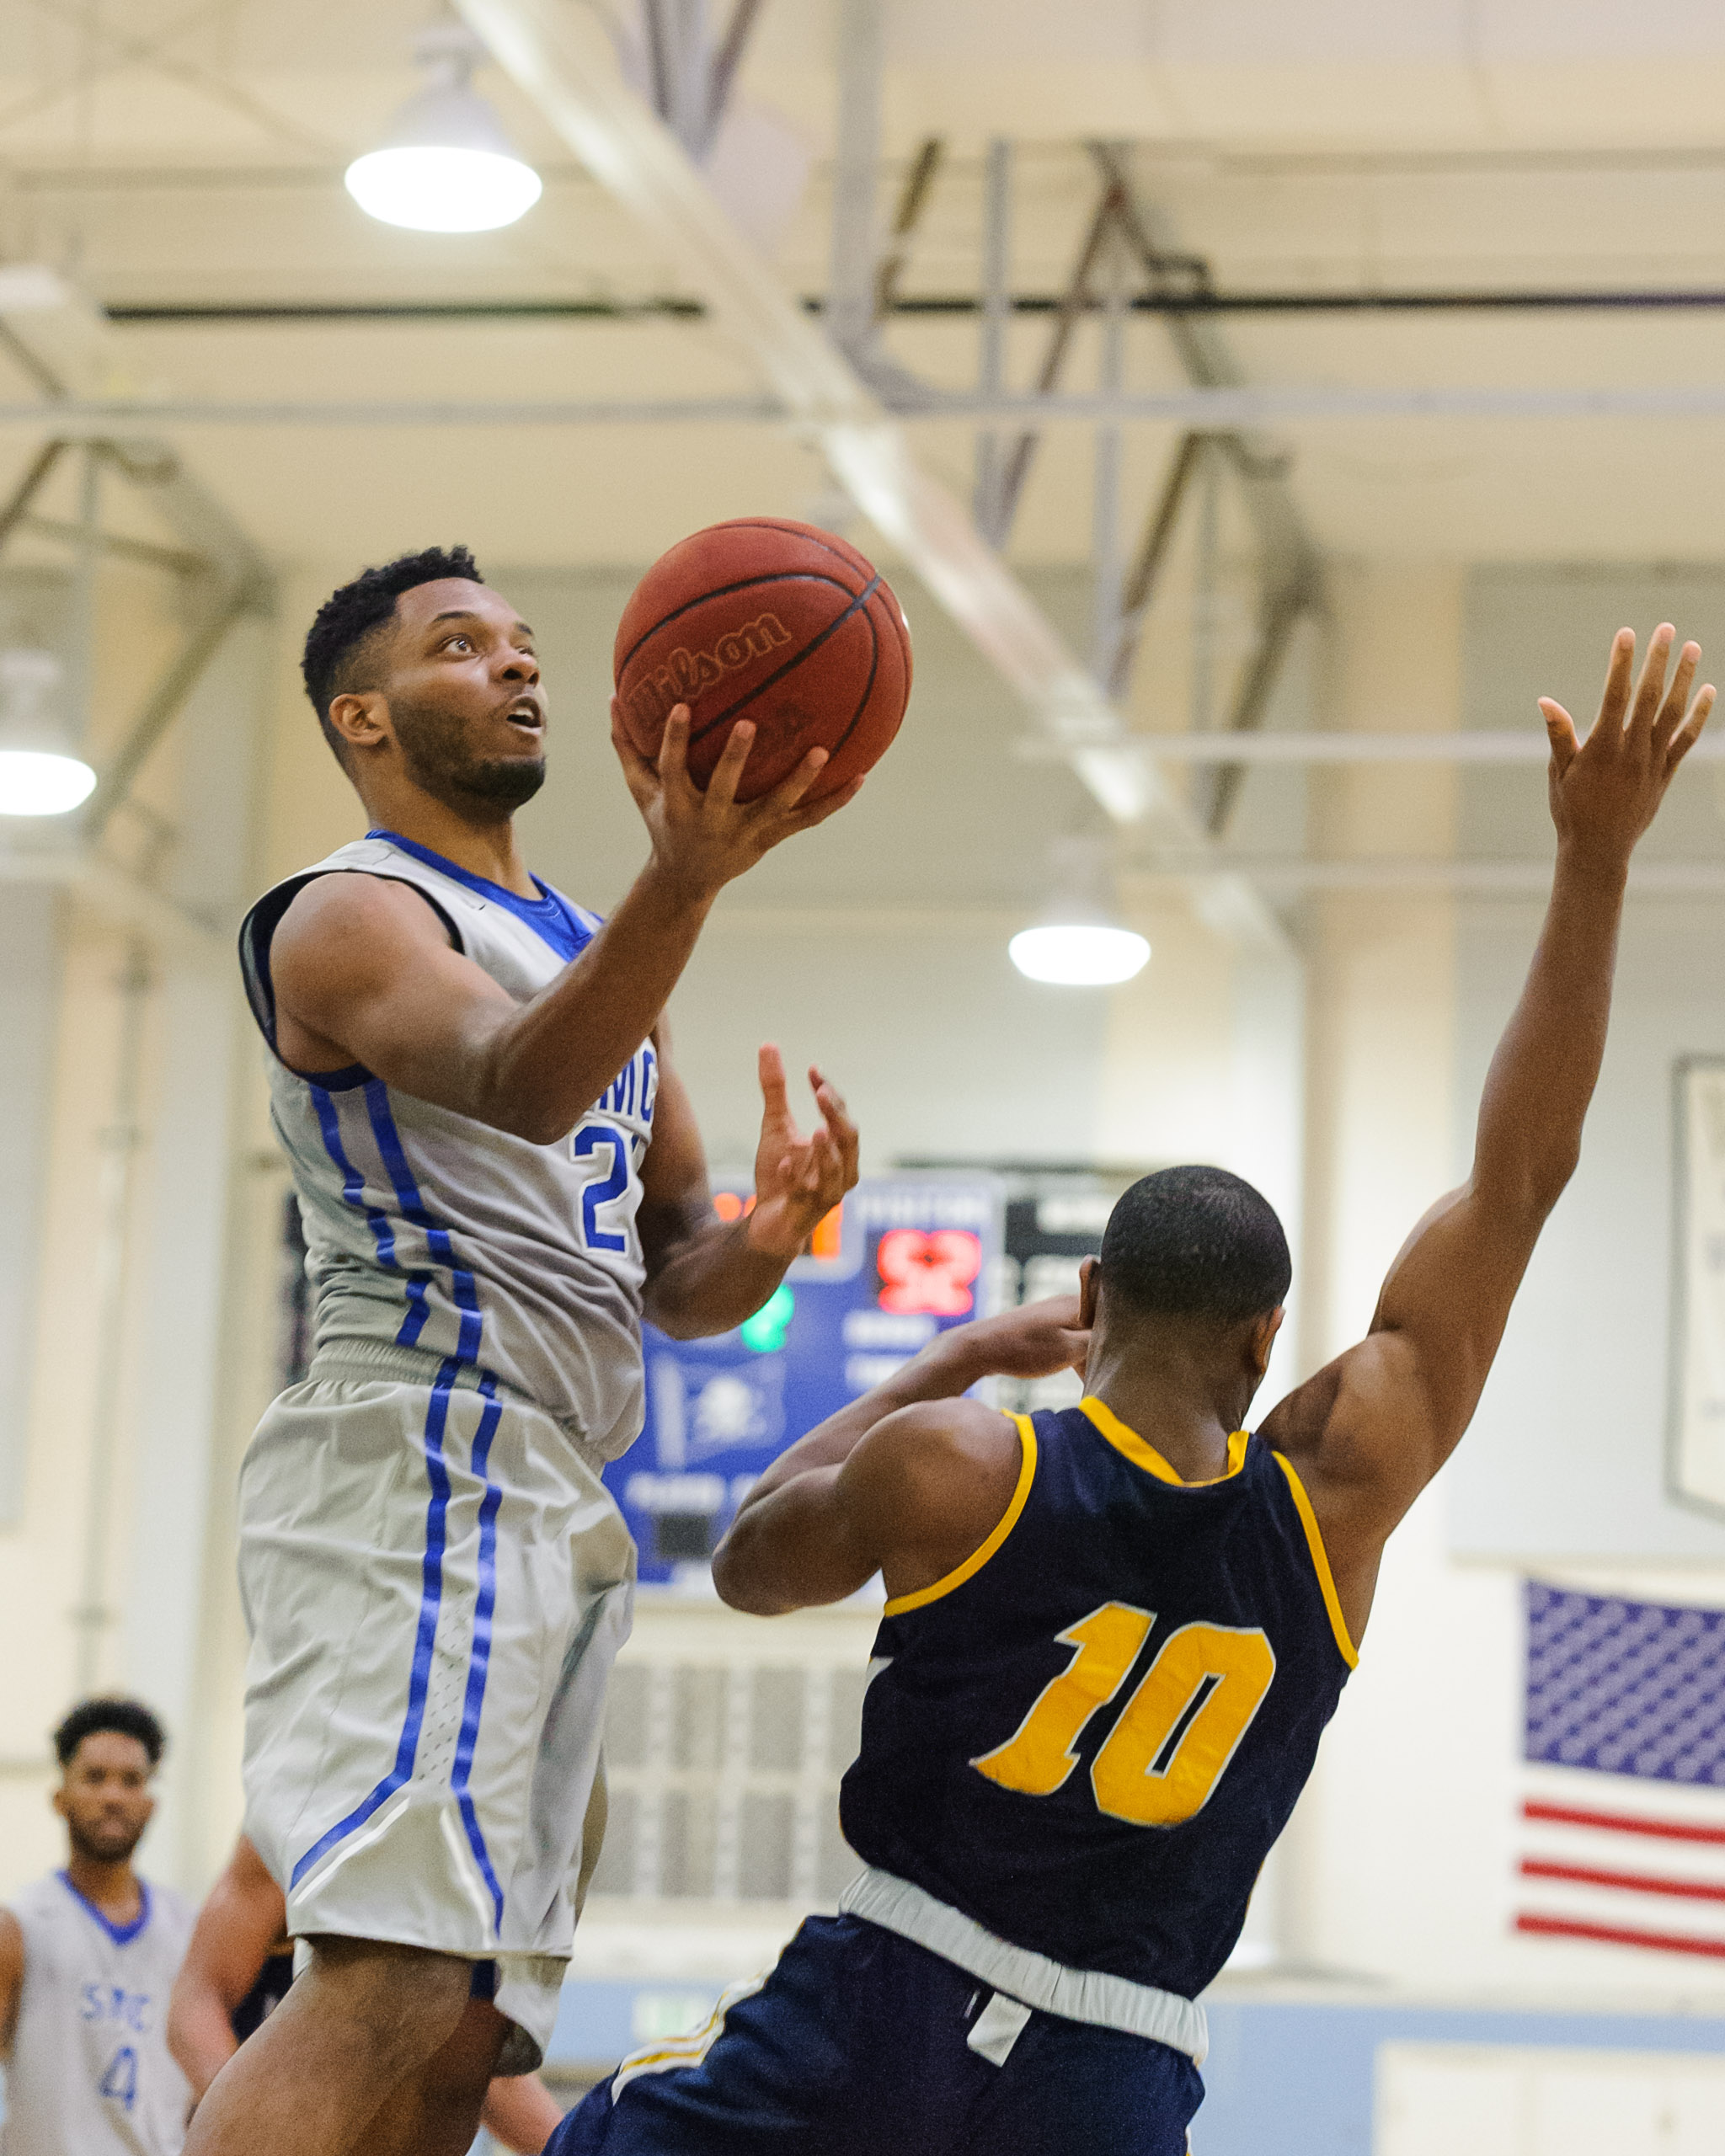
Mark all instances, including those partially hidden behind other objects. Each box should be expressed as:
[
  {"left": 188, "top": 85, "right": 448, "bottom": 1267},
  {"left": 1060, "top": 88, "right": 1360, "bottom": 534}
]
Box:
[
  {"left": 291, "top": 1358, "right": 461, "bottom": 1895},
  {"left": 366, "top": 830, "right": 595, "bottom": 963},
  {"left": 451, "top": 1374, "right": 506, "bottom": 1927},
  {"left": 363, "top": 1081, "right": 484, "bottom": 1364},
  {"left": 309, "top": 1082, "right": 397, "bottom": 1267}
]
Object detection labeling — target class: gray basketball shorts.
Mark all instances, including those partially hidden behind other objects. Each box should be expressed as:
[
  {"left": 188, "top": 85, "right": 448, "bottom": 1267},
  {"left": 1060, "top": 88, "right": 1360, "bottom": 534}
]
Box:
[{"left": 238, "top": 1351, "right": 636, "bottom": 2067}]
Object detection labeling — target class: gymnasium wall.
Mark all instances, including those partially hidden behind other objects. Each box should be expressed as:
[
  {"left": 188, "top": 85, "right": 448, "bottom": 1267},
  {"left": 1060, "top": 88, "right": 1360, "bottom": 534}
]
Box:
[
  {"left": 1274, "top": 563, "right": 1725, "bottom": 2006},
  {"left": 0, "top": 560, "right": 272, "bottom": 1900}
]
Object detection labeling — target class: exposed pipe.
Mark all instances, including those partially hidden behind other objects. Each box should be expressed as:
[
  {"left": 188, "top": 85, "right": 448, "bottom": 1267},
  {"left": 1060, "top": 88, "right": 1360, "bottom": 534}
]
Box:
[
  {"left": 13, "top": 382, "right": 1725, "bottom": 427},
  {"left": 72, "top": 940, "right": 151, "bottom": 1695},
  {"left": 1020, "top": 730, "right": 1725, "bottom": 766},
  {"left": 103, "top": 284, "right": 1725, "bottom": 322},
  {"left": 972, "top": 138, "right": 1012, "bottom": 540}
]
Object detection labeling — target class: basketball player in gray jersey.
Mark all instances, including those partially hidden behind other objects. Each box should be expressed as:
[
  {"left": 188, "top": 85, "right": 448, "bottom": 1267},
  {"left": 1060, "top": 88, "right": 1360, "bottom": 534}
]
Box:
[
  {"left": 188, "top": 546, "right": 861, "bottom": 2156},
  {"left": 0, "top": 1700, "right": 194, "bottom": 2156}
]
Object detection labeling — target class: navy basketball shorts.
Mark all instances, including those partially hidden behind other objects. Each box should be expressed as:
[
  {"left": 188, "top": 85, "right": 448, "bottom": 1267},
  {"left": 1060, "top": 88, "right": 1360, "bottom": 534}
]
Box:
[{"left": 547, "top": 1915, "right": 1203, "bottom": 2156}]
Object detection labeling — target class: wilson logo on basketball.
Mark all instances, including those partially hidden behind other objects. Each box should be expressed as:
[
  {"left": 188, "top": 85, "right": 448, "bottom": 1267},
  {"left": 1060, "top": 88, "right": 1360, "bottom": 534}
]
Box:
[{"left": 625, "top": 612, "right": 793, "bottom": 725}]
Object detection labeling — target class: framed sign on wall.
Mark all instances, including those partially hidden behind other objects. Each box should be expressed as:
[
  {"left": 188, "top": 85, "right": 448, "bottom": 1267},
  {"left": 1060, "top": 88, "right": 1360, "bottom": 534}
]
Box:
[{"left": 1670, "top": 1056, "right": 1725, "bottom": 1518}]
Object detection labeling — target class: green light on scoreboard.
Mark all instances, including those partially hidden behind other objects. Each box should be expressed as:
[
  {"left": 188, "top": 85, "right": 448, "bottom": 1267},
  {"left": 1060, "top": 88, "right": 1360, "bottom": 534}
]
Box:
[{"left": 740, "top": 1283, "right": 794, "bottom": 1353}]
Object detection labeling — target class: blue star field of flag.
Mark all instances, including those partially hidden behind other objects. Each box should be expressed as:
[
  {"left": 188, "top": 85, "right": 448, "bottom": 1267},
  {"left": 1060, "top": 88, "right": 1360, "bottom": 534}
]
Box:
[{"left": 1525, "top": 1582, "right": 1725, "bottom": 1785}]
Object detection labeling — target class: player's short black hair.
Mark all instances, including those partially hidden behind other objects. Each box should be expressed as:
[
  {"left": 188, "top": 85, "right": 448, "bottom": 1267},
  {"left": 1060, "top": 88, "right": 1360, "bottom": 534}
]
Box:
[
  {"left": 53, "top": 1697, "right": 166, "bottom": 1770},
  {"left": 1097, "top": 1166, "right": 1291, "bottom": 1325},
  {"left": 301, "top": 544, "right": 485, "bottom": 759}
]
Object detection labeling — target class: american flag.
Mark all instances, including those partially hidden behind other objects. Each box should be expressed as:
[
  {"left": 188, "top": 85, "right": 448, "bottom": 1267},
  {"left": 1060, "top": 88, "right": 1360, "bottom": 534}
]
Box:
[{"left": 1517, "top": 1581, "right": 1725, "bottom": 1959}]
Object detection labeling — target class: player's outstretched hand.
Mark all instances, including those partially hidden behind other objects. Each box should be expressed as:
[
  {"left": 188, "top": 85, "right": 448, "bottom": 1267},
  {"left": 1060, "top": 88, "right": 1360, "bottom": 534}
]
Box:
[
  {"left": 611, "top": 700, "right": 866, "bottom": 903},
  {"left": 744, "top": 1046, "right": 860, "bottom": 1262},
  {"left": 1538, "top": 624, "right": 1713, "bottom": 865}
]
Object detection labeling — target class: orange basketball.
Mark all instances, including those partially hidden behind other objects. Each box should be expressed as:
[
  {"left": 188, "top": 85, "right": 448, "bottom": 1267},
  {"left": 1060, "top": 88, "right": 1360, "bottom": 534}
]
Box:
[{"left": 612, "top": 517, "right": 911, "bottom": 803}]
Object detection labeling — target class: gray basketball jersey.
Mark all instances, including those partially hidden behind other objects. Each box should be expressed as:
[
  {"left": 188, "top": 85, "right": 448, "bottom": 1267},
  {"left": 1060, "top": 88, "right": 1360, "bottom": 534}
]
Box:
[
  {"left": 240, "top": 831, "right": 656, "bottom": 1459},
  {"left": 2, "top": 1872, "right": 193, "bottom": 2156}
]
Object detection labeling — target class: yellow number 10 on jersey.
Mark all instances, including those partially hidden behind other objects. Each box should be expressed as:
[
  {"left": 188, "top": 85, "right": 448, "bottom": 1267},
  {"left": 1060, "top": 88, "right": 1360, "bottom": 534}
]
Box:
[{"left": 970, "top": 1602, "right": 1275, "bottom": 1828}]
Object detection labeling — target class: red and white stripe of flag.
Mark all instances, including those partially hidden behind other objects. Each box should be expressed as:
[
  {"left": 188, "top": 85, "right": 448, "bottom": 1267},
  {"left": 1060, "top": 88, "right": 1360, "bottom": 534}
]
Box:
[{"left": 1515, "top": 1766, "right": 1725, "bottom": 1959}]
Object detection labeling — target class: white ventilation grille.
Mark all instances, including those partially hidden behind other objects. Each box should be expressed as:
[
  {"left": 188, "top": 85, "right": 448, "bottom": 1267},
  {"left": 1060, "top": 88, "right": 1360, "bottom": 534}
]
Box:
[{"left": 589, "top": 1614, "right": 875, "bottom": 1914}]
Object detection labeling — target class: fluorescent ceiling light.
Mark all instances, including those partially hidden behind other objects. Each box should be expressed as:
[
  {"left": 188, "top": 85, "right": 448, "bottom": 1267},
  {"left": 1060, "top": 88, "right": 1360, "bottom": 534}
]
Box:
[
  {"left": 346, "top": 26, "right": 542, "bottom": 234},
  {"left": 1010, "top": 835, "right": 1150, "bottom": 985},
  {"left": 1009, "top": 923, "right": 1150, "bottom": 986},
  {"left": 0, "top": 749, "right": 95, "bottom": 817},
  {"left": 0, "top": 651, "right": 93, "bottom": 817}
]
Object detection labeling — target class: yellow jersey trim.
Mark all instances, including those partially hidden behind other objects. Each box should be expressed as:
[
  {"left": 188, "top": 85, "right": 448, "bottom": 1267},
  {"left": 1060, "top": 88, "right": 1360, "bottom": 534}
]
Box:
[
  {"left": 1271, "top": 1452, "right": 1359, "bottom": 1671},
  {"left": 883, "top": 1414, "right": 1039, "bottom": 1616},
  {"left": 1080, "top": 1397, "right": 1249, "bottom": 1488}
]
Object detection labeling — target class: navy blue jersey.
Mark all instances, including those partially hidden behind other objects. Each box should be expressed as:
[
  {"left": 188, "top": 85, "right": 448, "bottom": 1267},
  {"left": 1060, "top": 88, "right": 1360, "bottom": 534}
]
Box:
[
  {"left": 229, "top": 1952, "right": 294, "bottom": 2044},
  {"left": 840, "top": 1397, "right": 1357, "bottom": 2000}
]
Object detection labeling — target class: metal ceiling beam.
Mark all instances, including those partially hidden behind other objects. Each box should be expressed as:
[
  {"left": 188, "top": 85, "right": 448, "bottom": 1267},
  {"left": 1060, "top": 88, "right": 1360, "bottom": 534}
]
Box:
[
  {"left": 0, "top": 844, "right": 222, "bottom": 948},
  {"left": 690, "top": 853, "right": 1725, "bottom": 923},
  {"left": 983, "top": 171, "right": 1127, "bottom": 548},
  {"left": 1087, "top": 145, "right": 1322, "bottom": 835},
  {"left": 454, "top": 0, "right": 1290, "bottom": 954},
  {"left": 874, "top": 139, "right": 945, "bottom": 321},
  {"left": 1026, "top": 730, "right": 1725, "bottom": 766},
  {"left": 7, "top": 383, "right": 1725, "bottom": 428}
]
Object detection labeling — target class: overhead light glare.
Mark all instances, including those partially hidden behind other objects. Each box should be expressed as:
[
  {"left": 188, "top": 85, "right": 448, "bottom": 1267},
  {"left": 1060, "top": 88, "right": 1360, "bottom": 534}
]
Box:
[
  {"left": 345, "top": 26, "right": 542, "bottom": 234},
  {"left": 0, "top": 747, "right": 95, "bottom": 817},
  {"left": 345, "top": 145, "right": 542, "bottom": 233},
  {"left": 1009, "top": 923, "right": 1150, "bottom": 986},
  {"left": 1010, "top": 836, "right": 1149, "bottom": 985},
  {"left": 0, "top": 650, "right": 93, "bottom": 816}
]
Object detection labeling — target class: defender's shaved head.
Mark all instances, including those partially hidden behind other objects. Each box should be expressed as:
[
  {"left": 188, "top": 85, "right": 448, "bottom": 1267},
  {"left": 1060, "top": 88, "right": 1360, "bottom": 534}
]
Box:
[{"left": 1097, "top": 1166, "right": 1290, "bottom": 1324}]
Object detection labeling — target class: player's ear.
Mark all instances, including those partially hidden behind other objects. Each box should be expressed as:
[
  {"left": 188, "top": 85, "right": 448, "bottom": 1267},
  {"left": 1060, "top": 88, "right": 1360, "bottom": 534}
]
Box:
[
  {"left": 326, "top": 689, "right": 392, "bottom": 757},
  {"left": 1077, "top": 1256, "right": 1100, "bottom": 1330},
  {"left": 1248, "top": 1305, "right": 1285, "bottom": 1382}
]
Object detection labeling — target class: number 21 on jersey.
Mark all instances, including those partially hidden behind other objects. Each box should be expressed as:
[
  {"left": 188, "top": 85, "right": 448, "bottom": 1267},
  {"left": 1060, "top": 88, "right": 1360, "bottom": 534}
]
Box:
[{"left": 971, "top": 1602, "right": 1275, "bottom": 1828}]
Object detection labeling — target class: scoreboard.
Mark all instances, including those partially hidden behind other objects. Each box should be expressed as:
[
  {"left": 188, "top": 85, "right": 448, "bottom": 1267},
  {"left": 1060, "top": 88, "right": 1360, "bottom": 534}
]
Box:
[{"left": 606, "top": 1175, "right": 1004, "bottom": 1590}]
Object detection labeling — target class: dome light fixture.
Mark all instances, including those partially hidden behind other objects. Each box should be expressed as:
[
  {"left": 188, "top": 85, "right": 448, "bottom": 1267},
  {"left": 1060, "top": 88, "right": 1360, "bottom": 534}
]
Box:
[
  {"left": 0, "top": 649, "right": 94, "bottom": 818},
  {"left": 345, "top": 25, "right": 542, "bottom": 235},
  {"left": 1009, "top": 921, "right": 1151, "bottom": 986},
  {"left": 1009, "top": 837, "right": 1150, "bottom": 988}
]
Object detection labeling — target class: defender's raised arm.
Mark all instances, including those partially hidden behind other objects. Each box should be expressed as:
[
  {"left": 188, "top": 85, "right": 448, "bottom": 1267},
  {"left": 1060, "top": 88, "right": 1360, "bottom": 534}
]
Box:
[{"left": 1263, "top": 625, "right": 1713, "bottom": 1640}]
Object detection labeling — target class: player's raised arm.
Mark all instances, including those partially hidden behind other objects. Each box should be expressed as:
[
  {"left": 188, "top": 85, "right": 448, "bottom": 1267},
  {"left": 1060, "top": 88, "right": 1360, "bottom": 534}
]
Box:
[
  {"left": 1263, "top": 625, "right": 1713, "bottom": 1636},
  {"left": 713, "top": 1299, "right": 1089, "bottom": 1614},
  {"left": 270, "top": 709, "right": 856, "bottom": 1145},
  {"left": 0, "top": 1908, "right": 22, "bottom": 2059},
  {"left": 168, "top": 1838, "right": 288, "bottom": 2105},
  {"left": 636, "top": 1044, "right": 859, "bottom": 1339}
]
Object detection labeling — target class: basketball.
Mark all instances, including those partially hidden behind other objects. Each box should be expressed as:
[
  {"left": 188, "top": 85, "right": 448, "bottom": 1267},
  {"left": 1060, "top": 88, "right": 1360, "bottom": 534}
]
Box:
[{"left": 612, "top": 517, "right": 912, "bottom": 803}]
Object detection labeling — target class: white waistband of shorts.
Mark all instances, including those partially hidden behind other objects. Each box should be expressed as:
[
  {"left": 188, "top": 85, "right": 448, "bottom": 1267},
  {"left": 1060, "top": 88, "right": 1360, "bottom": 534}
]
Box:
[{"left": 837, "top": 1865, "right": 1209, "bottom": 2066}]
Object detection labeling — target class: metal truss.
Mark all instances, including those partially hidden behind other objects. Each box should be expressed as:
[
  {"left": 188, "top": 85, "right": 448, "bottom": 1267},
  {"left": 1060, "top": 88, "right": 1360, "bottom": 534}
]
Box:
[
  {"left": 955, "top": 140, "right": 1323, "bottom": 839},
  {"left": 457, "top": 0, "right": 1291, "bottom": 956},
  {"left": 0, "top": 286, "right": 271, "bottom": 937}
]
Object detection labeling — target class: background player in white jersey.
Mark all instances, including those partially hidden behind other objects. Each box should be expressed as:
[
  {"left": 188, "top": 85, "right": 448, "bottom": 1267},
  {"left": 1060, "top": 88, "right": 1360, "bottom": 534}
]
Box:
[
  {"left": 187, "top": 546, "right": 861, "bottom": 2156},
  {"left": 0, "top": 1700, "right": 194, "bottom": 2156}
]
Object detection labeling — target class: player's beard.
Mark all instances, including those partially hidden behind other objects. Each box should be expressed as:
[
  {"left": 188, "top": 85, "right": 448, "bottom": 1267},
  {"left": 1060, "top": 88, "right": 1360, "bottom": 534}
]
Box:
[
  {"left": 67, "top": 1815, "right": 147, "bottom": 1865},
  {"left": 391, "top": 693, "right": 547, "bottom": 814}
]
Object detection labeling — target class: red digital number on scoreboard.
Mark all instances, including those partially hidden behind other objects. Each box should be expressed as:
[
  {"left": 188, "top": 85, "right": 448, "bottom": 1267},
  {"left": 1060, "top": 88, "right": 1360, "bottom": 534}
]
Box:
[{"left": 876, "top": 1229, "right": 982, "bottom": 1316}]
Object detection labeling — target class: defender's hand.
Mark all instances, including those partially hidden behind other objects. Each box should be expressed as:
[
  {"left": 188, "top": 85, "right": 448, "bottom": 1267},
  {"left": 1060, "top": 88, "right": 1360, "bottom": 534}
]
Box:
[
  {"left": 611, "top": 702, "right": 864, "bottom": 905},
  {"left": 745, "top": 1047, "right": 860, "bottom": 1262},
  {"left": 1538, "top": 625, "right": 1714, "bottom": 867}
]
